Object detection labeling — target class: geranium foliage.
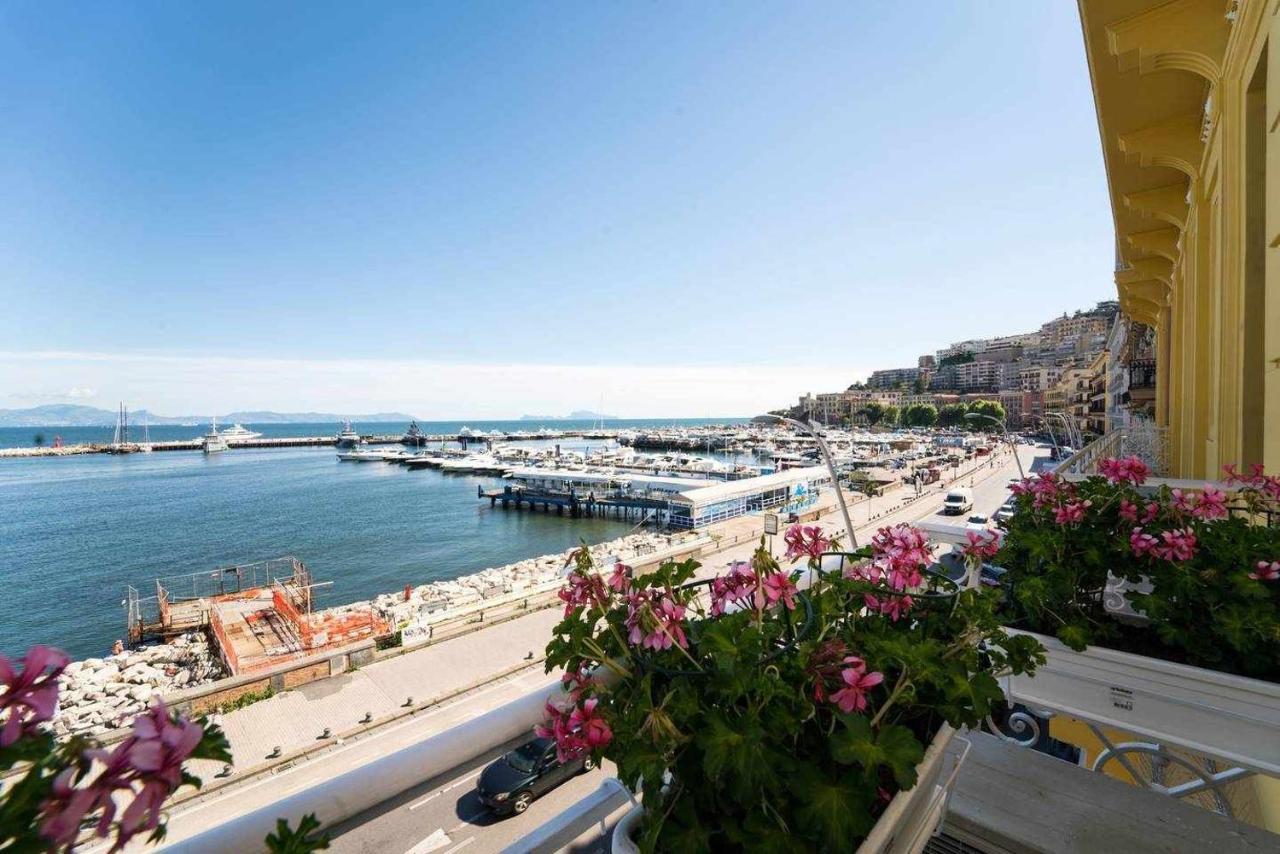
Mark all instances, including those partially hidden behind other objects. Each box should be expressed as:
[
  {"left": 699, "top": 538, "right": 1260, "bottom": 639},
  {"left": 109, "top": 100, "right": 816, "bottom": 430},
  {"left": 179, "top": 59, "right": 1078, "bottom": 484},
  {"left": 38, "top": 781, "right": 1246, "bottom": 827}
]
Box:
[
  {"left": 543, "top": 527, "right": 1042, "bottom": 852},
  {"left": 996, "top": 459, "right": 1280, "bottom": 680}
]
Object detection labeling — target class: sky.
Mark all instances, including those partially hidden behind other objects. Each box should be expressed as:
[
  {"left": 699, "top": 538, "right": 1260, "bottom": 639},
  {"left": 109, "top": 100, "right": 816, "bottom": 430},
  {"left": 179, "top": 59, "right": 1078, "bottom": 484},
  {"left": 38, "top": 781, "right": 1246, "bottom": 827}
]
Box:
[{"left": 0, "top": 2, "right": 1115, "bottom": 419}]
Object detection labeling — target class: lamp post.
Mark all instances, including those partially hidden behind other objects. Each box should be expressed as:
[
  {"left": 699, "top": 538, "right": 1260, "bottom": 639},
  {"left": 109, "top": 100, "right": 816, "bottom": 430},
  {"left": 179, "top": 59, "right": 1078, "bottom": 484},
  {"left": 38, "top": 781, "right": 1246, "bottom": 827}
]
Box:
[
  {"left": 964, "top": 412, "right": 1025, "bottom": 480},
  {"left": 756, "top": 414, "right": 858, "bottom": 548}
]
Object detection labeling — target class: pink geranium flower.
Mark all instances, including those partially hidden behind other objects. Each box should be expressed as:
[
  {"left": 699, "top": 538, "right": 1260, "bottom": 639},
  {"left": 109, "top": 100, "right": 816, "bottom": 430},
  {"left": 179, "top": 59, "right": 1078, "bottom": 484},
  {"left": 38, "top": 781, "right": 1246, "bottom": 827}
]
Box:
[
  {"left": 0, "top": 645, "right": 69, "bottom": 747},
  {"left": 1053, "top": 500, "right": 1091, "bottom": 526},
  {"left": 761, "top": 571, "right": 798, "bottom": 610},
  {"left": 1098, "top": 456, "right": 1150, "bottom": 485},
  {"left": 1118, "top": 499, "right": 1139, "bottom": 522},
  {"left": 625, "top": 590, "right": 688, "bottom": 650},
  {"left": 1192, "top": 486, "right": 1230, "bottom": 521},
  {"left": 828, "top": 656, "right": 884, "bottom": 714},
  {"left": 607, "top": 563, "right": 632, "bottom": 594},
  {"left": 1129, "top": 527, "right": 1158, "bottom": 558},
  {"left": 863, "top": 593, "right": 913, "bottom": 622},
  {"left": 1248, "top": 561, "right": 1278, "bottom": 582},
  {"left": 962, "top": 529, "right": 1001, "bottom": 561},
  {"left": 1152, "top": 527, "right": 1197, "bottom": 562},
  {"left": 783, "top": 525, "right": 831, "bottom": 562}
]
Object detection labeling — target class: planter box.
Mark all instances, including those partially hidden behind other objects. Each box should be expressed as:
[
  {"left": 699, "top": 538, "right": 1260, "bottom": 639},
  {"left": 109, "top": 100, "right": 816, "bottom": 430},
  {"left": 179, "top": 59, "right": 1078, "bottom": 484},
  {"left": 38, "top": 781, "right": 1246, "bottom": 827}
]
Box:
[
  {"left": 1004, "top": 630, "right": 1280, "bottom": 775},
  {"left": 612, "top": 724, "right": 962, "bottom": 854}
]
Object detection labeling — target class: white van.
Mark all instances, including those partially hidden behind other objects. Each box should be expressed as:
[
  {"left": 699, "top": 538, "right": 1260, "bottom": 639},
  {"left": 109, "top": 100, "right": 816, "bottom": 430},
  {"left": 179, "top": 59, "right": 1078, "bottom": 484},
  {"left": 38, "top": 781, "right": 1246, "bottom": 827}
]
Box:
[{"left": 942, "top": 488, "right": 973, "bottom": 515}]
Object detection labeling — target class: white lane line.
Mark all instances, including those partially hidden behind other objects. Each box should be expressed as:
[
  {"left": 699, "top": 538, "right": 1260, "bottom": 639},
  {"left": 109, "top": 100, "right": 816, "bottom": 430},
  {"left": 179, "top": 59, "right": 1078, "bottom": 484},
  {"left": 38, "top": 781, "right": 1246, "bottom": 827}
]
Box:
[
  {"left": 408, "top": 768, "right": 486, "bottom": 810},
  {"left": 403, "top": 827, "right": 451, "bottom": 853},
  {"left": 443, "top": 838, "right": 475, "bottom": 854}
]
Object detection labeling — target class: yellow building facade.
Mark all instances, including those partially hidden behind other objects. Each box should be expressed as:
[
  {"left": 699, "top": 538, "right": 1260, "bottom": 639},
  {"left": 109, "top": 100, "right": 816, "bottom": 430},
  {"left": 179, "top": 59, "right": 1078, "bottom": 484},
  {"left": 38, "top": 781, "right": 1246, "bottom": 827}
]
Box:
[{"left": 1079, "top": 0, "right": 1277, "bottom": 478}]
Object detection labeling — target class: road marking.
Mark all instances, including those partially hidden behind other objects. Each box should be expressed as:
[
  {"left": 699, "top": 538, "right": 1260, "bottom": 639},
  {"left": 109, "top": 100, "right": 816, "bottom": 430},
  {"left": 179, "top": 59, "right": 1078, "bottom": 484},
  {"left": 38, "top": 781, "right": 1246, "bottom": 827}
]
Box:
[
  {"left": 443, "top": 839, "right": 475, "bottom": 854},
  {"left": 408, "top": 768, "right": 486, "bottom": 810},
  {"left": 447, "top": 811, "right": 487, "bottom": 832},
  {"left": 403, "top": 827, "right": 451, "bottom": 853}
]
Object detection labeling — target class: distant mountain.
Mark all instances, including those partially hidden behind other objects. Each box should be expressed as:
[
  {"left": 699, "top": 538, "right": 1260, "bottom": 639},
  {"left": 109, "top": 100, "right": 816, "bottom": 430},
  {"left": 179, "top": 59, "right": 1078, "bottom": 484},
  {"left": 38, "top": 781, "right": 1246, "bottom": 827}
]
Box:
[
  {"left": 520, "top": 410, "right": 618, "bottom": 421},
  {"left": 0, "top": 405, "right": 416, "bottom": 427}
]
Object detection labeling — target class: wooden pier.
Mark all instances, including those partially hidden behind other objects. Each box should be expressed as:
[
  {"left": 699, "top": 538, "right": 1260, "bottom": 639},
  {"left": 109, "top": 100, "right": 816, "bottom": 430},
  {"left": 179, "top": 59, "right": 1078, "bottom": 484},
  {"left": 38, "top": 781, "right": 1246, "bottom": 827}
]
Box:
[{"left": 479, "top": 484, "right": 674, "bottom": 522}]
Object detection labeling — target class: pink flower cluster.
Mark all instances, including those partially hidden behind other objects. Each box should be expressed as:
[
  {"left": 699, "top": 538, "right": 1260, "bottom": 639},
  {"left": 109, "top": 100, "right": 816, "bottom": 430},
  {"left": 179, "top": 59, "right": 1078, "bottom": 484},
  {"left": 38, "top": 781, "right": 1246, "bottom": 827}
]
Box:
[
  {"left": 1098, "top": 456, "right": 1150, "bottom": 485},
  {"left": 535, "top": 696, "right": 613, "bottom": 763},
  {"left": 624, "top": 588, "right": 688, "bottom": 651},
  {"left": 0, "top": 645, "right": 68, "bottom": 747},
  {"left": 1130, "top": 526, "right": 1197, "bottom": 562},
  {"left": 962, "top": 529, "right": 1001, "bottom": 562},
  {"left": 1249, "top": 561, "right": 1279, "bottom": 582},
  {"left": 709, "top": 561, "right": 797, "bottom": 615},
  {"left": 557, "top": 568, "right": 608, "bottom": 617},
  {"left": 1168, "top": 486, "right": 1231, "bottom": 521},
  {"left": 1118, "top": 499, "right": 1159, "bottom": 524},
  {"left": 847, "top": 524, "right": 932, "bottom": 621},
  {"left": 1224, "top": 463, "right": 1280, "bottom": 501},
  {"left": 828, "top": 656, "right": 884, "bottom": 715},
  {"left": 1054, "top": 499, "right": 1092, "bottom": 526},
  {"left": 784, "top": 525, "right": 831, "bottom": 563},
  {"left": 39, "top": 700, "right": 205, "bottom": 851}
]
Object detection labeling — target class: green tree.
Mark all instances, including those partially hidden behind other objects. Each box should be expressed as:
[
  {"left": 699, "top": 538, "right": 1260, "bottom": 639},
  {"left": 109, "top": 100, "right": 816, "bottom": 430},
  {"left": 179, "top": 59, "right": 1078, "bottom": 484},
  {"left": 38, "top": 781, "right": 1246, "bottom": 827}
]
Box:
[
  {"left": 901, "top": 404, "right": 937, "bottom": 428},
  {"left": 881, "top": 405, "right": 900, "bottom": 426},
  {"left": 859, "top": 402, "right": 886, "bottom": 425},
  {"left": 968, "top": 399, "right": 1006, "bottom": 428},
  {"left": 937, "top": 403, "right": 971, "bottom": 428},
  {"left": 912, "top": 376, "right": 927, "bottom": 395}
]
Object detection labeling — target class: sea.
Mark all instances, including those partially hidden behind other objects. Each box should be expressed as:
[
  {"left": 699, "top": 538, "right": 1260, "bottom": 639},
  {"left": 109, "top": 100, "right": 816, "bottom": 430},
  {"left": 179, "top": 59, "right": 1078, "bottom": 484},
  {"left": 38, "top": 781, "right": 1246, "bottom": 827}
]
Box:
[{"left": 0, "top": 418, "right": 745, "bottom": 660}]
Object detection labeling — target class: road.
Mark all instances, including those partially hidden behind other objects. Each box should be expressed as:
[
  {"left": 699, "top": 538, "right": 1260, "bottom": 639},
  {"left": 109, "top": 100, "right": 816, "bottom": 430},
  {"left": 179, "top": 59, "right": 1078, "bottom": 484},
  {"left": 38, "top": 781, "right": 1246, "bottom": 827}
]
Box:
[{"left": 322, "top": 444, "right": 1048, "bottom": 854}]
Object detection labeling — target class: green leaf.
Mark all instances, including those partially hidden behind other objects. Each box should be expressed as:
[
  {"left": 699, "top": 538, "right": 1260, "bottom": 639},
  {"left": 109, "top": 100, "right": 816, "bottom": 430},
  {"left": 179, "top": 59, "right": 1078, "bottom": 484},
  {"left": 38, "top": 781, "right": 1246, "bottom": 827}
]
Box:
[{"left": 795, "top": 766, "right": 874, "bottom": 849}]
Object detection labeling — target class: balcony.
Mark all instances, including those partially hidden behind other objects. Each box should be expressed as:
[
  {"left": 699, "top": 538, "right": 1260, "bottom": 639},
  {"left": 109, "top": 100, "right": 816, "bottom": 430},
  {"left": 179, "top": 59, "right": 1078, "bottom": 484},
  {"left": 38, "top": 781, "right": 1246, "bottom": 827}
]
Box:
[
  {"left": 1128, "top": 359, "right": 1157, "bottom": 391},
  {"left": 1057, "top": 423, "right": 1169, "bottom": 478}
]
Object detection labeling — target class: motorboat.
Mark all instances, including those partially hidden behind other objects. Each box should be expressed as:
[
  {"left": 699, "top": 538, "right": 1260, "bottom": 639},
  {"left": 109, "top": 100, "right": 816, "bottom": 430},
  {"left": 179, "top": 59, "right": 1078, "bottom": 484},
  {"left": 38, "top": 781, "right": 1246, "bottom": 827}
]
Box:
[
  {"left": 220, "top": 423, "right": 263, "bottom": 443},
  {"left": 336, "top": 420, "right": 361, "bottom": 449},
  {"left": 337, "top": 448, "right": 383, "bottom": 462},
  {"left": 202, "top": 418, "right": 229, "bottom": 454}
]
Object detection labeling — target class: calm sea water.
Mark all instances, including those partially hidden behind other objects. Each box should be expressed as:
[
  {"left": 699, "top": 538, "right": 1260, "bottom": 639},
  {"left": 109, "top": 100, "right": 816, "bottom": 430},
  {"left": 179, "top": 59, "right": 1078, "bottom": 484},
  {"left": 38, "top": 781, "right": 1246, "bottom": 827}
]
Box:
[{"left": 0, "top": 418, "right": 745, "bottom": 660}]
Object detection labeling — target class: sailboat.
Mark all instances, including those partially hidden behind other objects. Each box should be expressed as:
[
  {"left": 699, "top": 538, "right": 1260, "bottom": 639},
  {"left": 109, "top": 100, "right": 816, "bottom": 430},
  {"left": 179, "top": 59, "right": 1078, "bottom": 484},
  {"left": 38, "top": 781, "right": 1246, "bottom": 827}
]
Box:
[{"left": 108, "top": 403, "right": 140, "bottom": 454}]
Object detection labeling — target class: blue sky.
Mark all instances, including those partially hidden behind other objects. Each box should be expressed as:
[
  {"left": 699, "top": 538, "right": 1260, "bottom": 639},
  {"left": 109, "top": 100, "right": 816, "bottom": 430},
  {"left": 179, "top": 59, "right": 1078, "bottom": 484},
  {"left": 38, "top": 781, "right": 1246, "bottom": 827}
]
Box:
[{"left": 0, "top": 2, "right": 1114, "bottom": 417}]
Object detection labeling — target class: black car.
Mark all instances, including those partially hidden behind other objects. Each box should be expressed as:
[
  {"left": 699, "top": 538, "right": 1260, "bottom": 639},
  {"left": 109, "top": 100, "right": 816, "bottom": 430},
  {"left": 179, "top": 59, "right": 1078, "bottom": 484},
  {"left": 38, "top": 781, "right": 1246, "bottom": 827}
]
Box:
[{"left": 476, "top": 736, "right": 589, "bottom": 816}]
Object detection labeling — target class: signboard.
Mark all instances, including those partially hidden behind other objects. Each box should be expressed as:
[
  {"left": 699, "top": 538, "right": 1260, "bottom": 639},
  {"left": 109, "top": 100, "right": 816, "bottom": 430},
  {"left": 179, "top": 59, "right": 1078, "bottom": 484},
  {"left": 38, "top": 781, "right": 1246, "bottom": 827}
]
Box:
[
  {"left": 785, "top": 482, "right": 818, "bottom": 513},
  {"left": 763, "top": 513, "right": 779, "bottom": 535}
]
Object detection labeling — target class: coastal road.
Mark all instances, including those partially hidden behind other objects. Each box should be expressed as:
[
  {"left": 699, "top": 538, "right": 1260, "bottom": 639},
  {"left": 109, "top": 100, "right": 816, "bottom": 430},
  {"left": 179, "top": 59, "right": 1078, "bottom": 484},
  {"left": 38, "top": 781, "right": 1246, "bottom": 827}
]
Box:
[{"left": 315, "top": 445, "right": 1047, "bottom": 854}]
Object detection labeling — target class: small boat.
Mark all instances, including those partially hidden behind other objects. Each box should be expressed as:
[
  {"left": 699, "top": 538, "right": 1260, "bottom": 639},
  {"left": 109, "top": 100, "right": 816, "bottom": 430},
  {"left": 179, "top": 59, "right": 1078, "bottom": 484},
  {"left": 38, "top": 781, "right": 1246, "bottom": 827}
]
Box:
[
  {"left": 336, "top": 420, "right": 361, "bottom": 449},
  {"left": 202, "top": 418, "right": 229, "bottom": 454},
  {"left": 337, "top": 447, "right": 383, "bottom": 462},
  {"left": 221, "top": 423, "right": 263, "bottom": 443},
  {"left": 378, "top": 449, "right": 412, "bottom": 462}
]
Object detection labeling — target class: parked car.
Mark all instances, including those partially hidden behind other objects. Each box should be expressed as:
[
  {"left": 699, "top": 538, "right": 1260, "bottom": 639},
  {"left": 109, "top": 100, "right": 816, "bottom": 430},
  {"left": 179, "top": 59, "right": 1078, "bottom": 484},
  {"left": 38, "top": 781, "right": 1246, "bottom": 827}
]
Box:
[
  {"left": 965, "top": 514, "right": 990, "bottom": 530},
  {"left": 942, "top": 488, "right": 973, "bottom": 515},
  {"left": 476, "top": 736, "right": 590, "bottom": 816},
  {"left": 930, "top": 550, "right": 1007, "bottom": 588}
]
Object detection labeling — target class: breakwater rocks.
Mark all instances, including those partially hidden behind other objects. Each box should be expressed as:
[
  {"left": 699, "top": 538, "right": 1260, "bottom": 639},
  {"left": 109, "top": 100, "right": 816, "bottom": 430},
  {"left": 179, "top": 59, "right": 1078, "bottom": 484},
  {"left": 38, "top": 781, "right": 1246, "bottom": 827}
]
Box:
[
  {"left": 53, "top": 633, "right": 225, "bottom": 739},
  {"left": 372, "top": 531, "right": 699, "bottom": 628}
]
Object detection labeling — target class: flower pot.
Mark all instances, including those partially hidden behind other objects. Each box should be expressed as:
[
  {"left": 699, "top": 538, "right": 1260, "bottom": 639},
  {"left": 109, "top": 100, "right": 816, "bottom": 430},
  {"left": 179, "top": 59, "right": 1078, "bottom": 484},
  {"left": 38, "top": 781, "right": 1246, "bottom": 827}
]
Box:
[
  {"left": 610, "top": 724, "right": 961, "bottom": 854},
  {"left": 1004, "top": 629, "right": 1280, "bottom": 775}
]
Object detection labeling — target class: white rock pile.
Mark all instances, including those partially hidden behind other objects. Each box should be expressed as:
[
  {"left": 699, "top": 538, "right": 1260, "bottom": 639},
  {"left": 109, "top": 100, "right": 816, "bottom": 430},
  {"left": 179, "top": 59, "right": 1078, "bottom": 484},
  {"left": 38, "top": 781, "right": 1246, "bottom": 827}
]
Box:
[
  {"left": 372, "top": 531, "right": 698, "bottom": 628},
  {"left": 52, "top": 633, "right": 226, "bottom": 739}
]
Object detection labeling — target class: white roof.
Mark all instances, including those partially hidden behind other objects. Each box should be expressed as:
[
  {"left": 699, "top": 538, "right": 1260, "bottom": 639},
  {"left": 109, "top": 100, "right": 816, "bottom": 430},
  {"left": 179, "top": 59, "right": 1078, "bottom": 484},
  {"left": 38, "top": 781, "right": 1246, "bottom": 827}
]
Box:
[
  {"left": 504, "top": 467, "right": 715, "bottom": 490},
  {"left": 678, "top": 466, "right": 830, "bottom": 506}
]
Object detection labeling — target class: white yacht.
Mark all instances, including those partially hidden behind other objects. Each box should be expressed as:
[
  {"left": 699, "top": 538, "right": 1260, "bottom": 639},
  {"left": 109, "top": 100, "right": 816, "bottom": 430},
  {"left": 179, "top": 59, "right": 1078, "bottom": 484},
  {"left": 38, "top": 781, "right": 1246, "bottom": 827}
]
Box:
[
  {"left": 337, "top": 447, "right": 383, "bottom": 462},
  {"left": 202, "top": 419, "right": 229, "bottom": 454},
  {"left": 220, "top": 423, "right": 263, "bottom": 443},
  {"left": 336, "top": 420, "right": 361, "bottom": 449}
]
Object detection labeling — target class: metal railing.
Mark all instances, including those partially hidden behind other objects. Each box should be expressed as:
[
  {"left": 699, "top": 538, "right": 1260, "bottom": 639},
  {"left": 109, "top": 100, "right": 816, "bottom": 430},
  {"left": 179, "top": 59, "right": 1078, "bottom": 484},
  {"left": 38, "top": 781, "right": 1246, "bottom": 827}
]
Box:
[{"left": 1057, "top": 423, "right": 1169, "bottom": 477}]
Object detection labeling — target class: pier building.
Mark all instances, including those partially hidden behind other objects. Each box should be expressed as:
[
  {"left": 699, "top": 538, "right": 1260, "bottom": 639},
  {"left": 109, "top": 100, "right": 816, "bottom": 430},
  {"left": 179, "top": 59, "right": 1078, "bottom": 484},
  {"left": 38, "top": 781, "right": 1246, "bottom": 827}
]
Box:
[{"left": 482, "top": 465, "right": 830, "bottom": 529}]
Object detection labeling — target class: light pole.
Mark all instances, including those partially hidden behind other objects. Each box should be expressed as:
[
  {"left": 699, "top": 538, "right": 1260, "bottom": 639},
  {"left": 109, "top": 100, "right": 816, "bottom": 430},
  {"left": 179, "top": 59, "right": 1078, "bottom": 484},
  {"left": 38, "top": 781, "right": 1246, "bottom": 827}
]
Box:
[
  {"left": 965, "top": 412, "right": 1025, "bottom": 480},
  {"left": 757, "top": 414, "right": 858, "bottom": 548}
]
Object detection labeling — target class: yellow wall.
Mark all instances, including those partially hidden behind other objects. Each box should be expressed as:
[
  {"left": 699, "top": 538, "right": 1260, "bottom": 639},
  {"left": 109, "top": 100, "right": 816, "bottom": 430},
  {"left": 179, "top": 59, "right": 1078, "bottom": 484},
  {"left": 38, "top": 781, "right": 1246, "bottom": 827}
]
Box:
[{"left": 1080, "top": 0, "right": 1277, "bottom": 479}]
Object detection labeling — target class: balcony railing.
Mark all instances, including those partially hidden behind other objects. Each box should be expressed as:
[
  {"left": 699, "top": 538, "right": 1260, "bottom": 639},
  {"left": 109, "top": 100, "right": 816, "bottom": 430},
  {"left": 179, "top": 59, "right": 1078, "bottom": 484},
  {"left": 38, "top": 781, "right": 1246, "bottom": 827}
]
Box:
[
  {"left": 1128, "top": 359, "right": 1157, "bottom": 390},
  {"left": 1057, "top": 423, "right": 1169, "bottom": 478}
]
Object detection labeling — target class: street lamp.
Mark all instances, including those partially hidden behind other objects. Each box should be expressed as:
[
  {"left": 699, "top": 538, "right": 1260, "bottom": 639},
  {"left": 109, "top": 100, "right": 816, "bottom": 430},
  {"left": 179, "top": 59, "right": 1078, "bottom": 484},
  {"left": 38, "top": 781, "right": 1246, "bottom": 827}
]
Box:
[
  {"left": 964, "top": 412, "right": 1025, "bottom": 480},
  {"left": 756, "top": 414, "right": 858, "bottom": 548}
]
